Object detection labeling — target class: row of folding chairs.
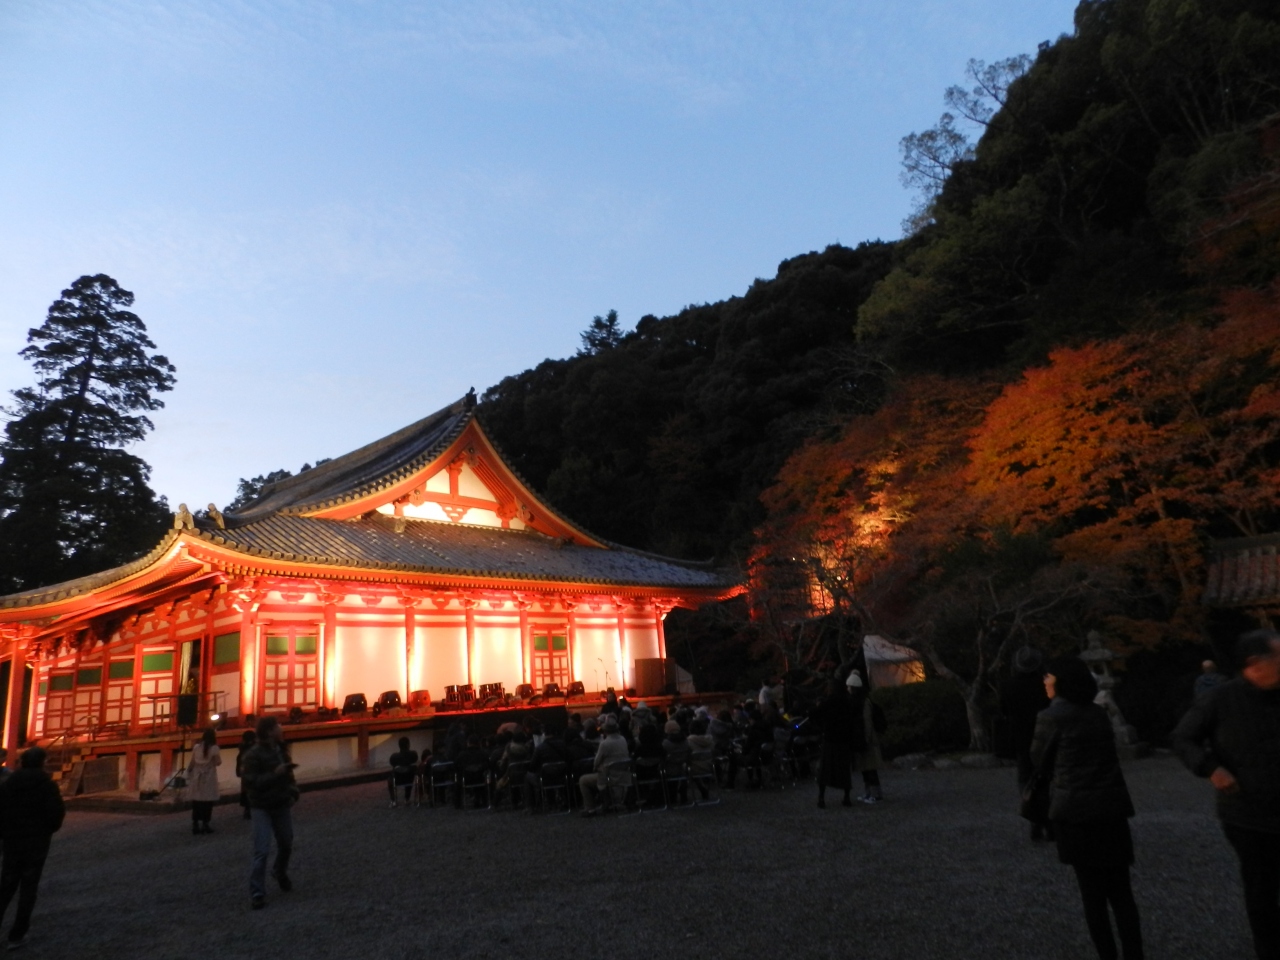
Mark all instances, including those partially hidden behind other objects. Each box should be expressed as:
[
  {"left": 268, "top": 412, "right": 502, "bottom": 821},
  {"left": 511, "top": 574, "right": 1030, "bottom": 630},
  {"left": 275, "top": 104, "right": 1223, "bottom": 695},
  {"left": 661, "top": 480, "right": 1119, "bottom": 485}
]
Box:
[{"left": 399, "top": 751, "right": 724, "bottom": 813}]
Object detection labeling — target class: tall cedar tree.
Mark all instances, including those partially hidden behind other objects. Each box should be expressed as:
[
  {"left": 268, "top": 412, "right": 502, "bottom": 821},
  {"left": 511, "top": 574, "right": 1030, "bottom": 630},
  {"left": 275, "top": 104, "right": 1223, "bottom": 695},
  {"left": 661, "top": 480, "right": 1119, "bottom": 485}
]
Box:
[{"left": 0, "top": 275, "right": 176, "bottom": 592}]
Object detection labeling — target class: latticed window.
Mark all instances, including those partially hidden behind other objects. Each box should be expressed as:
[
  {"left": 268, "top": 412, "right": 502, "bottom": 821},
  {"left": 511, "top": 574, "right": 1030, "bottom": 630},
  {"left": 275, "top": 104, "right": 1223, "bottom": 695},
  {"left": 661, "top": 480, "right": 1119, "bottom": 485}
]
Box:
[
  {"left": 260, "top": 628, "right": 319, "bottom": 711},
  {"left": 532, "top": 632, "right": 569, "bottom": 688}
]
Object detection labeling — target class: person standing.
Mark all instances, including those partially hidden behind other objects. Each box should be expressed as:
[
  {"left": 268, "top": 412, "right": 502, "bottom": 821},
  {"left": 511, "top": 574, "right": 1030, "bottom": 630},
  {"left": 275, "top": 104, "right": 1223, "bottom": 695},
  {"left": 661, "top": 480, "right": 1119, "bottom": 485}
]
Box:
[
  {"left": 846, "top": 671, "right": 885, "bottom": 803},
  {"left": 1174, "top": 629, "right": 1280, "bottom": 960},
  {"left": 0, "top": 747, "right": 65, "bottom": 949},
  {"left": 235, "top": 730, "right": 255, "bottom": 821},
  {"left": 1193, "top": 659, "right": 1229, "bottom": 701},
  {"left": 810, "top": 678, "right": 861, "bottom": 809},
  {"left": 387, "top": 737, "right": 418, "bottom": 808},
  {"left": 186, "top": 727, "right": 221, "bottom": 835},
  {"left": 1002, "top": 645, "right": 1052, "bottom": 839},
  {"left": 1032, "top": 657, "right": 1143, "bottom": 960},
  {"left": 241, "top": 716, "right": 298, "bottom": 910}
]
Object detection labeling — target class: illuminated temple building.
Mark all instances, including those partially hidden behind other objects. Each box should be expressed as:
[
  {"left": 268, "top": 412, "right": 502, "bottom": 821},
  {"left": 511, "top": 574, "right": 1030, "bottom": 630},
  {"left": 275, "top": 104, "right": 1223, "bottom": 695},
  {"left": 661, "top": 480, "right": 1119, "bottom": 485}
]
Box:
[{"left": 0, "top": 395, "right": 739, "bottom": 789}]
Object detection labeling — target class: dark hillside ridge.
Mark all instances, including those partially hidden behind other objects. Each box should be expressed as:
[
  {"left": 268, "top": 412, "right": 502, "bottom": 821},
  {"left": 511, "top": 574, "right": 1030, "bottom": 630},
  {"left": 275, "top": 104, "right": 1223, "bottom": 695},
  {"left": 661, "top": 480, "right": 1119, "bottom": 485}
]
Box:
[
  {"left": 858, "top": 0, "right": 1280, "bottom": 374},
  {"left": 479, "top": 241, "right": 895, "bottom": 562}
]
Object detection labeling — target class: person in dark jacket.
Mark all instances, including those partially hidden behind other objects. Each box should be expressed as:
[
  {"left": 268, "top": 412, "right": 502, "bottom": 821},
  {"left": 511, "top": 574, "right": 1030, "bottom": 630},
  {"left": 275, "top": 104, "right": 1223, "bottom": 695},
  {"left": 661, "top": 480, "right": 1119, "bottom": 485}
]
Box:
[
  {"left": 0, "top": 747, "right": 65, "bottom": 948},
  {"left": 241, "top": 716, "right": 298, "bottom": 909},
  {"left": 387, "top": 737, "right": 418, "bottom": 808},
  {"left": 810, "top": 678, "right": 862, "bottom": 809},
  {"left": 1002, "top": 645, "right": 1052, "bottom": 839},
  {"left": 1173, "top": 629, "right": 1280, "bottom": 960},
  {"left": 1031, "top": 658, "right": 1142, "bottom": 960},
  {"left": 234, "top": 729, "right": 256, "bottom": 820}
]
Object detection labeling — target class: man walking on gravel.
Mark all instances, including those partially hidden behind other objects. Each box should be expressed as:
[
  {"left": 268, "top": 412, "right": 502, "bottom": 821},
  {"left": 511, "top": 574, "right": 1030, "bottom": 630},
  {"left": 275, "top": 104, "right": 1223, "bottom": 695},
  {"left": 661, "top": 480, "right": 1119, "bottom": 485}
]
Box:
[
  {"left": 1174, "top": 630, "right": 1280, "bottom": 960},
  {"left": 241, "top": 716, "right": 299, "bottom": 910},
  {"left": 0, "top": 747, "right": 65, "bottom": 949}
]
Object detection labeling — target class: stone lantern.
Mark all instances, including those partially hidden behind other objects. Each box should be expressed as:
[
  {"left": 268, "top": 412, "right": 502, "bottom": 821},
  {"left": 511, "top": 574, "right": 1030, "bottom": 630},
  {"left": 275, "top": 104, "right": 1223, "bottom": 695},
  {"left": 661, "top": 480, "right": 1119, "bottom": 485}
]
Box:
[{"left": 1079, "top": 630, "right": 1148, "bottom": 759}]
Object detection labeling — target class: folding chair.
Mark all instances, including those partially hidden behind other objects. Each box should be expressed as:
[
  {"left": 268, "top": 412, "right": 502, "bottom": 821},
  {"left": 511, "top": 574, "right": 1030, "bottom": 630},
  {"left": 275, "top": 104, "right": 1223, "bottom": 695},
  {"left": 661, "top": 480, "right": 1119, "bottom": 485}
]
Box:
[
  {"left": 460, "top": 763, "right": 492, "bottom": 810},
  {"left": 527, "top": 760, "right": 571, "bottom": 815},
  {"left": 663, "top": 748, "right": 695, "bottom": 808},
  {"left": 688, "top": 749, "right": 721, "bottom": 806},
  {"left": 497, "top": 761, "right": 529, "bottom": 810},
  {"left": 427, "top": 761, "right": 457, "bottom": 808},
  {"left": 601, "top": 759, "right": 634, "bottom": 813},
  {"left": 568, "top": 756, "right": 595, "bottom": 810},
  {"left": 632, "top": 756, "right": 666, "bottom": 812}
]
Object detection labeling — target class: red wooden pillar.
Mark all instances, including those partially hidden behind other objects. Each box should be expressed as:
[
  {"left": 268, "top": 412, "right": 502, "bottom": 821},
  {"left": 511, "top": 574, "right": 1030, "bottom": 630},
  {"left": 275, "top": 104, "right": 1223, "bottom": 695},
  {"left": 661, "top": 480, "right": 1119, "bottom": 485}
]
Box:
[
  {"left": 98, "top": 640, "right": 112, "bottom": 731},
  {"left": 517, "top": 599, "right": 532, "bottom": 685},
  {"left": 615, "top": 600, "right": 630, "bottom": 690},
  {"left": 321, "top": 593, "right": 339, "bottom": 710},
  {"left": 125, "top": 748, "right": 139, "bottom": 791},
  {"left": 401, "top": 598, "right": 416, "bottom": 699},
  {"left": 654, "top": 603, "right": 669, "bottom": 660},
  {"left": 564, "top": 600, "right": 577, "bottom": 686},
  {"left": 240, "top": 604, "right": 258, "bottom": 719},
  {"left": 3, "top": 639, "right": 28, "bottom": 766},
  {"left": 128, "top": 641, "right": 145, "bottom": 737},
  {"left": 463, "top": 597, "right": 477, "bottom": 686}
]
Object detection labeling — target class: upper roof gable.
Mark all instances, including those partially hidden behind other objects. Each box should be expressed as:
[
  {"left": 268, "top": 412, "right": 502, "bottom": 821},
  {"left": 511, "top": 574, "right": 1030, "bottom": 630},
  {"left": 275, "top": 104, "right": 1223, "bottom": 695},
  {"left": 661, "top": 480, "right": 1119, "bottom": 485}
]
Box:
[{"left": 225, "top": 394, "right": 605, "bottom": 546}]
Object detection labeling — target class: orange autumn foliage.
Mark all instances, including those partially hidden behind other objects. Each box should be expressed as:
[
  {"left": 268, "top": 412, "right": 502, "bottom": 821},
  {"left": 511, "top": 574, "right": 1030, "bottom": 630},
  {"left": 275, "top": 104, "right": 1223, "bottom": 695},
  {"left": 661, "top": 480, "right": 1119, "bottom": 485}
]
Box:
[{"left": 757, "top": 284, "right": 1280, "bottom": 648}]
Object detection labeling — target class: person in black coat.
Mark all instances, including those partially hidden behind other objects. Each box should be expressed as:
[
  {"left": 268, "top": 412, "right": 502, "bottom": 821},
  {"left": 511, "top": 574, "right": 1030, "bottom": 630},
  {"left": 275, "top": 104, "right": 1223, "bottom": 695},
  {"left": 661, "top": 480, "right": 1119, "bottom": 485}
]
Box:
[
  {"left": 0, "top": 747, "right": 66, "bottom": 948},
  {"left": 810, "top": 678, "right": 863, "bottom": 809},
  {"left": 1031, "top": 658, "right": 1143, "bottom": 960},
  {"left": 1002, "top": 645, "right": 1051, "bottom": 839},
  {"left": 1174, "top": 629, "right": 1280, "bottom": 960}
]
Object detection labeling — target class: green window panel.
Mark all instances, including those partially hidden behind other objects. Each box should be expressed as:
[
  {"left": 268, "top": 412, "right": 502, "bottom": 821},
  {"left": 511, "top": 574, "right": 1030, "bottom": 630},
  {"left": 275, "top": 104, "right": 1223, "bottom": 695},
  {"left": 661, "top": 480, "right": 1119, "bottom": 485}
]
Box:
[
  {"left": 552, "top": 635, "right": 567, "bottom": 651},
  {"left": 213, "top": 633, "right": 241, "bottom": 666},
  {"left": 265, "top": 636, "right": 289, "bottom": 656},
  {"left": 141, "top": 653, "right": 173, "bottom": 674},
  {"left": 48, "top": 674, "right": 73, "bottom": 692},
  {"left": 37, "top": 682, "right": 47, "bottom": 696},
  {"left": 76, "top": 668, "right": 102, "bottom": 687},
  {"left": 295, "top": 636, "right": 317, "bottom": 655},
  {"left": 533, "top": 635, "right": 548, "bottom": 651},
  {"left": 108, "top": 661, "right": 133, "bottom": 680}
]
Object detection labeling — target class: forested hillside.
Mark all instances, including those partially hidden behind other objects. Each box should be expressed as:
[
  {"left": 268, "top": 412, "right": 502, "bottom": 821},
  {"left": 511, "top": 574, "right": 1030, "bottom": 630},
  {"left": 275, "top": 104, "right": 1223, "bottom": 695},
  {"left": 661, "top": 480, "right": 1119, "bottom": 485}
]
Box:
[{"left": 479, "top": 242, "right": 894, "bottom": 560}]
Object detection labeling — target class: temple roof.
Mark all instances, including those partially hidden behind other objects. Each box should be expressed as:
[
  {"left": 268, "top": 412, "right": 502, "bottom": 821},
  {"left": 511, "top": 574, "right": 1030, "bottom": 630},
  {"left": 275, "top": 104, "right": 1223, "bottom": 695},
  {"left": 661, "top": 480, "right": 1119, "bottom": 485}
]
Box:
[
  {"left": 0, "top": 394, "right": 740, "bottom": 614},
  {"left": 1204, "top": 534, "right": 1280, "bottom": 608},
  {"left": 198, "top": 513, "right": 727, "bottom": 588},
  {"left": 225, "top": 395, "right": 475, "bottom": 524}
]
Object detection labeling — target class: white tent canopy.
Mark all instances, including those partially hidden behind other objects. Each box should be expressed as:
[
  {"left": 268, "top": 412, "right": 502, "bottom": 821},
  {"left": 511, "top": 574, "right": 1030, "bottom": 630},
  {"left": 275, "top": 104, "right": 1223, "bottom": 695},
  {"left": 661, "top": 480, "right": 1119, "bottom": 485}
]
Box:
[{"left": 861, "top": 635, "right": 926, "bottom": 689}]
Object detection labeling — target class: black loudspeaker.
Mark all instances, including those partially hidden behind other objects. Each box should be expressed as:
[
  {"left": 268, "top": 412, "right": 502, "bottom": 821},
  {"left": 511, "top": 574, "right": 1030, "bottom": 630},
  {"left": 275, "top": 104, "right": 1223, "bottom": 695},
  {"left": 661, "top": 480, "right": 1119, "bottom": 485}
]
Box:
[{"left": 177, "top": 694, "right": 199, "bottom": 726}]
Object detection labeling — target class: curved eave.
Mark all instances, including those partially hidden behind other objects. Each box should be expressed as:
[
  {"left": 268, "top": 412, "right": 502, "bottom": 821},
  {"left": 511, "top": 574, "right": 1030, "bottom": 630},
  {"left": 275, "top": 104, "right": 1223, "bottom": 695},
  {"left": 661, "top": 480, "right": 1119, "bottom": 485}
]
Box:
[
  {"left": 184, "top": 536, "right": 741, "bottom": 600},
  {"left": 0, "top": 533, "right": 213, "bottom": 622}
]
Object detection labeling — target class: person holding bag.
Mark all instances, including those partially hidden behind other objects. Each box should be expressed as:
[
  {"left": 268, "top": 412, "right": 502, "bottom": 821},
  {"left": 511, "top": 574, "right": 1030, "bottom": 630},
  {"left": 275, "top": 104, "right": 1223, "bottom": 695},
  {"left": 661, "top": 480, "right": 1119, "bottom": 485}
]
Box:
[{"left": 1031, "top": 657, "right": 1143, "bottom": 960}]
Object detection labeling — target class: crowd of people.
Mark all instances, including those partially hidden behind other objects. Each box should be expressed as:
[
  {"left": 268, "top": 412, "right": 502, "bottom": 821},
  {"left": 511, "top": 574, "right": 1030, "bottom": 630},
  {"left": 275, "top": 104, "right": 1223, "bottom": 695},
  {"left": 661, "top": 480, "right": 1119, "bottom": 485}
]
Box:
[{"left": 374, "top": 669, "right": 887, "bottom": 818}]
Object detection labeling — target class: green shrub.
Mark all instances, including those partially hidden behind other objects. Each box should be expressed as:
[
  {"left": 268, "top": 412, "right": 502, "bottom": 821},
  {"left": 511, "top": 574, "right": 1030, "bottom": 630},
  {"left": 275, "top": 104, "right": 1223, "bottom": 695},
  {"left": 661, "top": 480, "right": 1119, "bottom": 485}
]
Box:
[{"left": 870, "top": 680, "right": 969, "bottom": 758}]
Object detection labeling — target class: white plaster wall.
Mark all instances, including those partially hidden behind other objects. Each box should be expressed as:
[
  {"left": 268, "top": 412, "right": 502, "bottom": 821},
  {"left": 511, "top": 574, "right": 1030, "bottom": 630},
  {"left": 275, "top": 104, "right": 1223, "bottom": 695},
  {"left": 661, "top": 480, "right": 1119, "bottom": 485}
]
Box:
[
  {"left": 473, "top": 623, "right": 521, "bottom": 690},
  {"left": 138, "top": 752, "right": 162, "bottom": 792},
  {"left": 419, "top": 622, "right": 467, "bottom": 696},
  {"left": 626, "top": 623, "right": 661, "bottom": 666},
  {"left": 574, "top": 625, "right": 623, "bottom": 692},
  {"left": 335, "top": 625, "right": 404, "bottom": 702},
  {"left": 210, "top": 671, "right": 241, "bottom": 717},
  {"left": 288, "top": 736, "right": 359, "bottom": 779}
]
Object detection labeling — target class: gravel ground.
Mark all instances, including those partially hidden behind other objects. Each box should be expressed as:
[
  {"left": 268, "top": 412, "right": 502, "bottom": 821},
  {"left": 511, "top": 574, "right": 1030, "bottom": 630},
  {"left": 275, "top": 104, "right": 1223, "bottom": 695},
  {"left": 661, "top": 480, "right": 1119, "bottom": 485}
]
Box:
[{"left": 19, "top": 755, "right": 1250, "bottom": 959}]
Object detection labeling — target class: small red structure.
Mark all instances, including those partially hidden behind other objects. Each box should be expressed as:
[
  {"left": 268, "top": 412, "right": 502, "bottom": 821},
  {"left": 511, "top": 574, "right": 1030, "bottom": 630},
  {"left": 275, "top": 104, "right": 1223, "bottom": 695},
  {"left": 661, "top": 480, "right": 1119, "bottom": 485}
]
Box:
[{"left": 0, "top": 396, "right": 739, "bottom": 788}]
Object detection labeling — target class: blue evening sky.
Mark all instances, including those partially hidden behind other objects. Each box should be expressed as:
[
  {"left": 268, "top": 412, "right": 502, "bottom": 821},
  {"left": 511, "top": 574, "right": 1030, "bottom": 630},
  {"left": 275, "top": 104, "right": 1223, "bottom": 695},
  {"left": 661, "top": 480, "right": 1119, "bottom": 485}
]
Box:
[{"left": 0, "top": 1, "right": 1079, "bottom": 510}]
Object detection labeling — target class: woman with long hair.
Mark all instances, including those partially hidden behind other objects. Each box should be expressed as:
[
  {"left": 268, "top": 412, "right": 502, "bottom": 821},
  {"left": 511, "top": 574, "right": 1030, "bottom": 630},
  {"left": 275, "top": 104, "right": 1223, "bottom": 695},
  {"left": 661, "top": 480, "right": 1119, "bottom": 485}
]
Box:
[
  {"left": 187, "top": 727, "right": 222, "bottom": 835},
  {"left": 1031, "top": 657, "right": 1143, "bottom": 960}
]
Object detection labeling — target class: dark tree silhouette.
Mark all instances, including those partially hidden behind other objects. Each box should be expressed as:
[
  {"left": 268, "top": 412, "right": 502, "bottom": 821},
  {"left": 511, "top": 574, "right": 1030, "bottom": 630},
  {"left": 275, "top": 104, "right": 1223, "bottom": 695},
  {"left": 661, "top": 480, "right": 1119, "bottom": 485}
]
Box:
[{"left": 0, "top": 275, "right": 176, "bottom": 592}]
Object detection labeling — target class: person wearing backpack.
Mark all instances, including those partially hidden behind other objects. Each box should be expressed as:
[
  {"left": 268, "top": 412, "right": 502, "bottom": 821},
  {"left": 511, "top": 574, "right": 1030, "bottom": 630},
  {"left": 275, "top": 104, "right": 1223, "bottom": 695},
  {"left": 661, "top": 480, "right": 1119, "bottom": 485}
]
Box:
[{"left": 847, "top": 670, "right": 886, "bottom": 803}]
